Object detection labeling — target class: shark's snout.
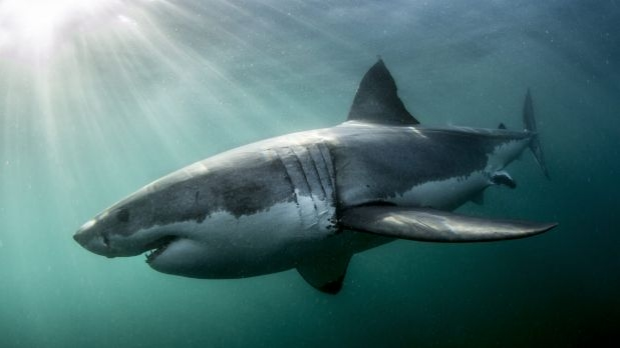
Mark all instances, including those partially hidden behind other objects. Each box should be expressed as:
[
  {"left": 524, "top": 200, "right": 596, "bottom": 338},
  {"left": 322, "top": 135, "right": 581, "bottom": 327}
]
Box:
[
  {"left": 73, "top": 219, "right": 114, "bottom": 258},
  {"left": 74, "top": 219, "right": 95, "bottom": 240},
  {"left": 72, "top": 229, "right": 85, "bottom": 245}
]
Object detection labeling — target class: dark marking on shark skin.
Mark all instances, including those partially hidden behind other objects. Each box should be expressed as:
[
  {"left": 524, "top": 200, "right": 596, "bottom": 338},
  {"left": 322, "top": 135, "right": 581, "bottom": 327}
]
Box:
[
  {"left": 112, "top": 142, "right": 339, "bottom": 232},
  {"left": 96, "top": 150, "right": 301, "bottom": 239},
  {"left": 163, "top": 151, "right": 297, "bottom": 220}
]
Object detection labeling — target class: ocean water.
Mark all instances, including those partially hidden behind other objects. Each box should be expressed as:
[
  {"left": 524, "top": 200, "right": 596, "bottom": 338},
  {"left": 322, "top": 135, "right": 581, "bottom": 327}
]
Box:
[{"left": 1, "top": 0, "right": 618, "bottom": 347}]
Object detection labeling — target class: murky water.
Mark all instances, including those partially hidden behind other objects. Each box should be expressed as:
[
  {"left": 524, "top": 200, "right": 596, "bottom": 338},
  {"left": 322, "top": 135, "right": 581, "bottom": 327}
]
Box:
[{"left": 1, "top": 1, "right": 618, "bottom": 346}]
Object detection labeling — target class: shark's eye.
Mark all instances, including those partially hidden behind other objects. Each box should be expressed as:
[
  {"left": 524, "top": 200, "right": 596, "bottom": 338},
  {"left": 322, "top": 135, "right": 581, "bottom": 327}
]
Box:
[{"left": 116, "top": 208, "right": 130, "bottom": 223}]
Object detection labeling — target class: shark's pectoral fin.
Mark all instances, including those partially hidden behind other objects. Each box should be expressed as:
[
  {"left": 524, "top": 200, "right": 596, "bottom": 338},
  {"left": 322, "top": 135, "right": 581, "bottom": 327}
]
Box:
[
  {"left": 340, "top": 206, "right": 557, "bottom": 242},
  {"left": 297, "top": 252, "right": 352, "bottom": 294}
]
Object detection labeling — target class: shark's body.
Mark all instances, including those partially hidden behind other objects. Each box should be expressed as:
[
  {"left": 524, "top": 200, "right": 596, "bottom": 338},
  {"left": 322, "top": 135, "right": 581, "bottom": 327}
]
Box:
[{"left": 74, "top": 60, "right": 556, "bottom": 293}]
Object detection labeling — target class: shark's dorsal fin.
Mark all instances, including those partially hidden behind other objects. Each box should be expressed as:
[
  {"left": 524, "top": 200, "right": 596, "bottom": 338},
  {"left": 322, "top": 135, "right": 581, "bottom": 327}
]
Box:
[{"left": 347, "top": 59, "right": 419, "bottom": 125}]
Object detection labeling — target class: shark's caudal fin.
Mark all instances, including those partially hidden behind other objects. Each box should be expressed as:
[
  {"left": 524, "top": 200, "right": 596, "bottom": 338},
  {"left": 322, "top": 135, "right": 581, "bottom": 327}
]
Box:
[
  {"left": 523, "top": 89, "right": 550, "bottom": 179},
  {"left": 347, "top": 59, "right": 420, "bottom": 125},
  {"left": 340, "top": 206, "right": 557, "bottom": 243}
]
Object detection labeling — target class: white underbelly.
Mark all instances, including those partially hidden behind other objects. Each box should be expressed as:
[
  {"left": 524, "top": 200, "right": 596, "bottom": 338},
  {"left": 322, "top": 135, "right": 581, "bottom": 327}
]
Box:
[
  {"left": 391, "top": 171, "right": 490, "bottom": 209},
  {"left": 150, "top": 197, "right": 335, "bottom": 278}
]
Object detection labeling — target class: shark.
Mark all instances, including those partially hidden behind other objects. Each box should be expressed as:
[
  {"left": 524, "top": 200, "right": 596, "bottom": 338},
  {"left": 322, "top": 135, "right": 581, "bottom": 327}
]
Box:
[{"left": 74, "top": 60, "right": 557, "bottom": 294}]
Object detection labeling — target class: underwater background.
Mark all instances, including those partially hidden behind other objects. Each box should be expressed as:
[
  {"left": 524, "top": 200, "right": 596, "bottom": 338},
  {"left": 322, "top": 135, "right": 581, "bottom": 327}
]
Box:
[{"left": 1, "top": 0, "right": 618, "bottom": 347}]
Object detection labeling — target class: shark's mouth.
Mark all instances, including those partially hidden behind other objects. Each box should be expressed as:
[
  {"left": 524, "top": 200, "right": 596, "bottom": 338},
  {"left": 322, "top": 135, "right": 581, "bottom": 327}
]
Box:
[{"left": 145, "top": 236, "right": 177, "bottom": 263}]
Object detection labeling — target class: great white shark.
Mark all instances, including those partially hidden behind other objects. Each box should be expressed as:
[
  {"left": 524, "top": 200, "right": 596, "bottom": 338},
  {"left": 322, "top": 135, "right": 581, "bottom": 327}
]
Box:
[{"left": 74, "top": 60, "right": 557, "bottom": 294}]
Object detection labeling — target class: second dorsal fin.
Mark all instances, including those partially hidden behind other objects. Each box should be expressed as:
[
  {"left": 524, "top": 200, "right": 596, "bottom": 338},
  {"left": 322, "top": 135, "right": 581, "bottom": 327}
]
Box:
[{"left": 347, "top": 59, "right": 419, "bottom": 125}]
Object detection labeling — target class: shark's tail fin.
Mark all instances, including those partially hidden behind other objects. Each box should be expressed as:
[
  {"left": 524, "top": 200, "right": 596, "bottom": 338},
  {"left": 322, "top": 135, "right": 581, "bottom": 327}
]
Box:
[{"left": 523, "top": 89, "right": 550, "bottom": 179}]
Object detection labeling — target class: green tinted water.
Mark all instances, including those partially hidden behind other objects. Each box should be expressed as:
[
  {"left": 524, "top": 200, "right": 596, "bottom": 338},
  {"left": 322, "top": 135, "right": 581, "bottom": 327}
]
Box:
[{"left": 1, "top": 1, "right": 618, "bottom": 347}]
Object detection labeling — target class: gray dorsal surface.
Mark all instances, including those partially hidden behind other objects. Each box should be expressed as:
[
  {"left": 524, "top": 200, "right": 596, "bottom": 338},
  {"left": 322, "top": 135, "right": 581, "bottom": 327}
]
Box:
[{"left": 347, "top": 59, "right": 419, "bottom": 125}]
